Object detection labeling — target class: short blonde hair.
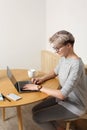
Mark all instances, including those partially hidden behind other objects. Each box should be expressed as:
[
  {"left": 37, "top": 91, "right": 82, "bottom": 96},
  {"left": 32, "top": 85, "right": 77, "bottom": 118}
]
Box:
[{"left": 49, "top": 30, "right": 75, "bottom": 46}]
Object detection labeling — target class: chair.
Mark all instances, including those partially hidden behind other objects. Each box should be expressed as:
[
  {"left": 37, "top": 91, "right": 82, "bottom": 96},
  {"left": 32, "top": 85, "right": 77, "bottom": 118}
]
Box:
[
  {"left": 65, "top": 113, "right": 87, "bottom": 130},
  {"left": 41, "top": 50, "right": 60, "bottom": 73}
]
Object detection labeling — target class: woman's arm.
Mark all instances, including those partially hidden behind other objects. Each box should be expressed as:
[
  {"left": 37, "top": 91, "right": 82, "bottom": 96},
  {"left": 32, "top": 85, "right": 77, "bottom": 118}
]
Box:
[
  {"left": 23, "top": 83, "right": 65, "bottom": 100},
  {"left": 32, "top": 71, "right": 57, "bottom": 84},
  {"left": 23, "top": 70, "right": 65, "bottom": 100},
  {"left": 40, "top": 86, "right": 65, "bottom": 100},
  {"left": 41, "top": 71, "right": 57, "bottom": 81}
]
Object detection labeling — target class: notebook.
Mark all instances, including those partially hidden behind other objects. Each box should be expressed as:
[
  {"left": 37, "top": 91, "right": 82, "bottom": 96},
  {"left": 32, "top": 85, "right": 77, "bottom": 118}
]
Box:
[{"left": 7, "top": 66, "right": 38, "bottom": 93}]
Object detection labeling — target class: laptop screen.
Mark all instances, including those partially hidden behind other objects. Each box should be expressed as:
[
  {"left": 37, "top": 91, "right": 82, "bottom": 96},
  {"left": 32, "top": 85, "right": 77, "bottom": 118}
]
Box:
[{"left": 7, "top": 66, "right": 17, "bottom": 86}]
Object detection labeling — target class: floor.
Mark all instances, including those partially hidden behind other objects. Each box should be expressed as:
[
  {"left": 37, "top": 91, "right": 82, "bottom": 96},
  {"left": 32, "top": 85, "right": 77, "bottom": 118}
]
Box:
[
  {"left": 0, "top": 102, "right": 87, "bottom": 130},
  {"left": 0, "top": 102, "right": 41, "bottom": 130}
]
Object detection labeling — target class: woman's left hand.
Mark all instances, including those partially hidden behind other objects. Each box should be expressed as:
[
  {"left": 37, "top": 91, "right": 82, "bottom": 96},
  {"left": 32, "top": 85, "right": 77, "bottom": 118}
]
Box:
[{"left": 22, "top": 84, "right": 38, "bottom": 91}]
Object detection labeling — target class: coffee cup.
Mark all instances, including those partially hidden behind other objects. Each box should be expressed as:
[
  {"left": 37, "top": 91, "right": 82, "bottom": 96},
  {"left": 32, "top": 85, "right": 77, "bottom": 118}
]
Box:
[{"left": 28, "top": 69, "right": 36, "bottom": 78}]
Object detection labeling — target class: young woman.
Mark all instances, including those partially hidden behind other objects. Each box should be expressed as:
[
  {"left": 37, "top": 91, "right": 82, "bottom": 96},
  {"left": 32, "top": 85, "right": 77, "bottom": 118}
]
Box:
[{"left": 23, "top": 30, "right": 87, "bottom": 130}]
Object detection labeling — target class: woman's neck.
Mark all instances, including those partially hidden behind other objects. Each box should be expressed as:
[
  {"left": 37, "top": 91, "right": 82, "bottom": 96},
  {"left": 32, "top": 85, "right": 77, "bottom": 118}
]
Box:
[{"left": 66, "top": 51, "right": 79, "bottom": 59}]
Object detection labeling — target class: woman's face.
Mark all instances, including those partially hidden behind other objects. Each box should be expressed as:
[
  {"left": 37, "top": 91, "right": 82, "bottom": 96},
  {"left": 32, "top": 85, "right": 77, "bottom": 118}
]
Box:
[{"left": 53, "top": 42, "right": 72, "bottom": 57}]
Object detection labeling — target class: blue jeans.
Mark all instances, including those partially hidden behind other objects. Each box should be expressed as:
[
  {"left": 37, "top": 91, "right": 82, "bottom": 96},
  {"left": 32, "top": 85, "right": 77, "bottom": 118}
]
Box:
[{"left": 32, "top": 97, "right": 78, "bottom": 130}]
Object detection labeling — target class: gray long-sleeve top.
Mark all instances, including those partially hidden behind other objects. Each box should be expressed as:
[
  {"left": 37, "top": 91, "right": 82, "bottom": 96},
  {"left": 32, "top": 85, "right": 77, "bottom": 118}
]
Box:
[{"left": 54, "top": 57, "right": 87, "bottom": 116}]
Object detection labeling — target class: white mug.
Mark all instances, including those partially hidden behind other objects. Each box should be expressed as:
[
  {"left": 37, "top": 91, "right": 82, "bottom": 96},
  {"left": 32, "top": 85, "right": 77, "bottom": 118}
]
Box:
[{"left": 28, "top": 69, "right": 36, "bottom": 78}]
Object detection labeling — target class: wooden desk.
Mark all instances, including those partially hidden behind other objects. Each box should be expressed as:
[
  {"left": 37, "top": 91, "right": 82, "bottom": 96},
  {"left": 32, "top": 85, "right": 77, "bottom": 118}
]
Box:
[{"left": 0, "top": 69, "right": 58, "bottom": 130}]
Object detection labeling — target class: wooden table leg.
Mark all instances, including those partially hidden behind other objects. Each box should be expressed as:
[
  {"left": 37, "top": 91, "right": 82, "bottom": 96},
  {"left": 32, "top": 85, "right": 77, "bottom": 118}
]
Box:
[
  {"left": 2, "top": 108, "right": 5, "bottom": 121},
  {"left": 16, "top": 106, "right": 23, "bottom": 130}
]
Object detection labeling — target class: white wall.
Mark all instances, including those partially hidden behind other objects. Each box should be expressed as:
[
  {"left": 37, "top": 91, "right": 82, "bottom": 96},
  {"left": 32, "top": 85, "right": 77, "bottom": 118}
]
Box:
[
  {"left": 0, "top": 0, "right": 46, "bottom": 69},
  {"left": 0, "top": 0, "right": 87, "bottom": 70},
  {"left": 46, "top": 0, "right": 87, "bottom": 64}
]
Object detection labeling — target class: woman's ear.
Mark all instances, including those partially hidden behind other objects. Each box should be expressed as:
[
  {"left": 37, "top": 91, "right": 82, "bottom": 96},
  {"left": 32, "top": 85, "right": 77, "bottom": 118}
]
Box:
[{"left": 67, "top": 43, "right": 72, "bottom": 48}]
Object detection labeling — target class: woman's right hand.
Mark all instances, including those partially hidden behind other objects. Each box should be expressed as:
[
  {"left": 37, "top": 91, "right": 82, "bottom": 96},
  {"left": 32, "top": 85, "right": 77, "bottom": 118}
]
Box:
[{"left": 31, "top": 77, "right": 44, "bottom": 85}]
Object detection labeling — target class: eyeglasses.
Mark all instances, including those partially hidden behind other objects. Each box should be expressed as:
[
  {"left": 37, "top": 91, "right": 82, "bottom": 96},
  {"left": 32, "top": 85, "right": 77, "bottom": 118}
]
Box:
[{"left": 53, "top": 45, "right": 66, "bottom": 52}]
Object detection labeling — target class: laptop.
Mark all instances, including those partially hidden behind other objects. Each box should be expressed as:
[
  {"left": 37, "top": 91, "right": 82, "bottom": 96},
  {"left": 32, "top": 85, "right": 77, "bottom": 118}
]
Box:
[{"left": 7, "top": 66, "right": 38, "bottom": 93}]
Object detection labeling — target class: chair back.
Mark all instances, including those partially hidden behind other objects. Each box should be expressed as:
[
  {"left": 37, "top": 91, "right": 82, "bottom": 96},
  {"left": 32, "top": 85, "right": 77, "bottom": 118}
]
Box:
[{"left": 41, "top": 50, "right": 60, "bottom": 73}]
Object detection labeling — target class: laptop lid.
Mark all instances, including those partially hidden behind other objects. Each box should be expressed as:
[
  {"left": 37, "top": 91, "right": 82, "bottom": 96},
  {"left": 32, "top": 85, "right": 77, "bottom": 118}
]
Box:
[{"left": 7, "top": 66, "right": 17, "bottom": 86}]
